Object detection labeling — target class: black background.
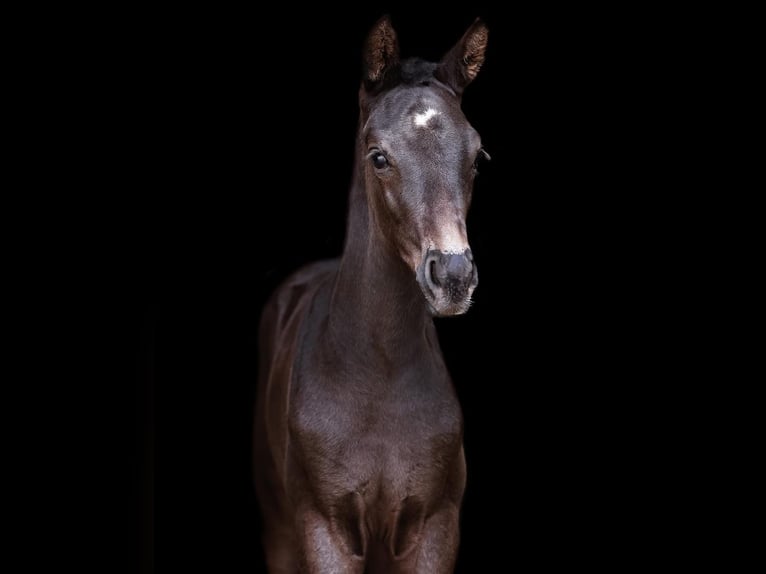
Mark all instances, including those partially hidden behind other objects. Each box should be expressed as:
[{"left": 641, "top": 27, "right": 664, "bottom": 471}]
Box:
[{"left": 123, "top": 4, "right": 696, "bottom": 572}]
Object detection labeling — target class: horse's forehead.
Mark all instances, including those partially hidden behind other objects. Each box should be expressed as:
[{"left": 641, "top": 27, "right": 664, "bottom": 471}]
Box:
[{"left": 369, "top": 88, "right": 467, "bottom": 138}]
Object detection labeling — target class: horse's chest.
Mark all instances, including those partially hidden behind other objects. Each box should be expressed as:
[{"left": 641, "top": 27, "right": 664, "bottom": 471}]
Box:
[{"left": 290, "top": 375, "right": 463, "bottom": 500}]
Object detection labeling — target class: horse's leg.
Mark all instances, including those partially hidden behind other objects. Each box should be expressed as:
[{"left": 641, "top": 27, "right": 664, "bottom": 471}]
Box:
[
  {"left": 389, "top": 448, "right": 465, "bottom": 573},
  {"left": 261, "top": 520, "right": 298, "bottom": 574},
  {"left": 298, "top": 508, "right": 365, "bottom": 574},
  {"left": 254, "top": 447, "right": 299, "bottom": 573},
  {"left": 414, "top": 504, "right": 461, "bottom": 573}
]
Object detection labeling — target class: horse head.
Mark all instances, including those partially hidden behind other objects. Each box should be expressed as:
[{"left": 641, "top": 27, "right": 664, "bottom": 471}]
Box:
[{"left": 358, "top": 16, "right": 489, "bottom": 316}]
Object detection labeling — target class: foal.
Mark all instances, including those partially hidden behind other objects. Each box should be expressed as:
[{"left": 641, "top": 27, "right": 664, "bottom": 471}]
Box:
[{"left": 255, "top": 16, "right": 489, "bottom": 573}]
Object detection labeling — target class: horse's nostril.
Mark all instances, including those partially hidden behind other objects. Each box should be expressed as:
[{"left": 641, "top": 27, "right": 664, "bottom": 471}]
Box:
[
  {"left": 429, "top": 259, "right": 439, "bottom": 287},
  {"left": 446, "top": 254, "right": 471, "bottom": 277},
  {"left": 420, "top": 248, "right": 477, "bottom": 301}
]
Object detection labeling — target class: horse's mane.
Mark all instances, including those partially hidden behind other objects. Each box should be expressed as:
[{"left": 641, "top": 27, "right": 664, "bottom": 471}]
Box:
[
  {"left": 368, "top": 58, "right": 440, "bottom": 93},
  {"left": 398, "top": 58, "right": 439, "bottom": 85}
]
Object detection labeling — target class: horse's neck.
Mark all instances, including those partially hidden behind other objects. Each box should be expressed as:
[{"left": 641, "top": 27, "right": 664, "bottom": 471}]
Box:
[{"left": 326, "top": 164, "right": 432, "bottom": 366}]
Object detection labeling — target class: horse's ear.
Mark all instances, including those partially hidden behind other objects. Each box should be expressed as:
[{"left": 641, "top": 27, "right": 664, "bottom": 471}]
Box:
[
  {"left": 436, "top": 18, "right": 488, "bottom": 94},
  {"left": 363, "top": 15, "right": 400, "bottom": 91}
]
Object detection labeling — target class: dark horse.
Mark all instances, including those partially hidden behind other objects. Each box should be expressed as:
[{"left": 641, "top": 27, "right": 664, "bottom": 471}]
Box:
[{"left": 255, "top": 16, "right": 489, "bottom": 573}]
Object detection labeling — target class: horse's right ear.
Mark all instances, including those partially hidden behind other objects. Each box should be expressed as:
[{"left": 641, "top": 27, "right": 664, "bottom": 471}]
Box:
[{"left": 363, "top": 15, "right": 400, "bottom": 91}]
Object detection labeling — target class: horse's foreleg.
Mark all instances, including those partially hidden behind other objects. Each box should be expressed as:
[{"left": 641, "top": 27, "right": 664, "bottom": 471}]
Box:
[
  {"left": 410, "top": 503, "right": 461, "bottom": 573},
  {"left": 298, "top": 508, "right": 365, "bottom": 574},
  {"left": 396, "top": 449, "right": 465, "bottom": 573}
]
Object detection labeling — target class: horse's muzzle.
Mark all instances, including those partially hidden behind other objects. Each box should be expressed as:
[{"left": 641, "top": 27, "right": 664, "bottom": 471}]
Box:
[{"left": 417, "top": 248, "right": 478, "bottom": 316}]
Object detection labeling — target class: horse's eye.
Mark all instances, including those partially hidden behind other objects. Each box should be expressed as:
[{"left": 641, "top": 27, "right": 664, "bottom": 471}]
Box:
[
  {"left": 371, "top": 152, "right": 389, "bottom": 170},
  {"left": 473, "top": 148, "right": 491, "bottom": 173}
]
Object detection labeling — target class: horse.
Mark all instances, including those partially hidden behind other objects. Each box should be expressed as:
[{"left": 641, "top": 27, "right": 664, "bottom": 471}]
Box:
[{"left": 254, "top": 16, "right": 489, "bottom": 573}]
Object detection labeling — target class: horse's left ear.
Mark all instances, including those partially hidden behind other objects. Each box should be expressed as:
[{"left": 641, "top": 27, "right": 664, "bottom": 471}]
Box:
[{"left": 436, "top": 19, "right": 489, "bottom": 94}]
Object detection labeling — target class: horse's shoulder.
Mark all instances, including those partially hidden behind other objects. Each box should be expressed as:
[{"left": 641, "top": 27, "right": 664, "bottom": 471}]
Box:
[
  {"left": 290, "top": 259, "right": 340, "bottom": 288},
  {"left": 261, "top": 259, "right": 338, "bottom": 328}
]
